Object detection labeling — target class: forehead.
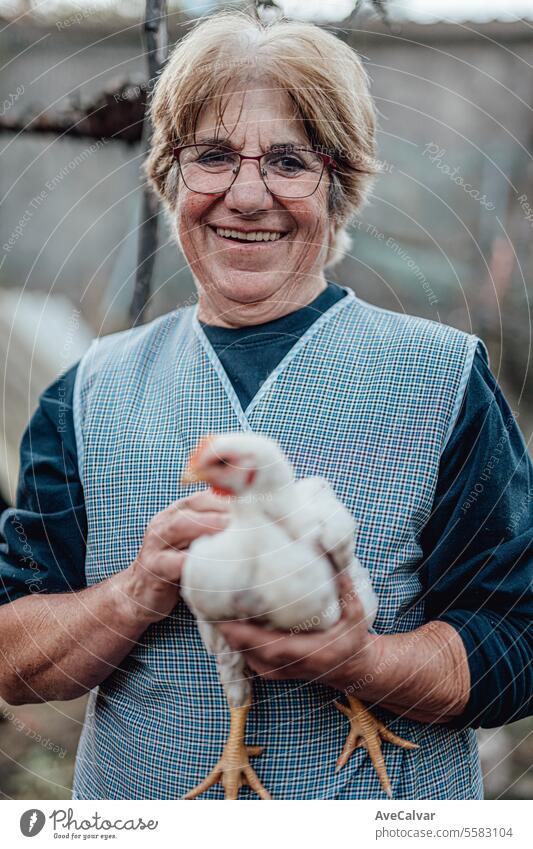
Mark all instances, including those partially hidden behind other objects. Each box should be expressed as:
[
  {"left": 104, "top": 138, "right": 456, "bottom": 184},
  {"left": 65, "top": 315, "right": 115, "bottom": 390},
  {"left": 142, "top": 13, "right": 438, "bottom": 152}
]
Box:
[{"left": 193, "top": 83, "right": 309, "bottom": 147}]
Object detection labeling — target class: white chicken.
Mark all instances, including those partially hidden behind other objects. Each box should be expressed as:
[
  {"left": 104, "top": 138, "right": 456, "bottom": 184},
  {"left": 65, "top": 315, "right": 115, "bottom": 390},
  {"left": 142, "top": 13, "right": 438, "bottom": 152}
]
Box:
[{"left": 180, "top": 432, "right": 417, "bottom": 800}]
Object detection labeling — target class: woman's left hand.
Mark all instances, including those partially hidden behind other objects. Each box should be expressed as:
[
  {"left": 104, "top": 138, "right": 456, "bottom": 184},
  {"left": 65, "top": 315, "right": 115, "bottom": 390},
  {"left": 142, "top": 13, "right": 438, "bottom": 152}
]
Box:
[{"left": 217, "top": 573, "right": 378, "bottom": 691}]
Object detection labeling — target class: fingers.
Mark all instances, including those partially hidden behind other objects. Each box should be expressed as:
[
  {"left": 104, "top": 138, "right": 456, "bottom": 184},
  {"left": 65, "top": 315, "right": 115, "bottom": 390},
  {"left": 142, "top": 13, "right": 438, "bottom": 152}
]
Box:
[
  {"left": 148, "top": 509, "right": 229, "bottom": 550},
  {"left": 218, "top": 621, "right": 305, "bottom": 673},
  {"left": 219, "top": 619, "right": 326, "bottom": 662},
  {"left": 222, "top": 622, "right": 333, "bottom": 682},
  {"left": 219, "top": 620, "right": 285, "bottom": 653},
  {"left": 171, "top": 489, "right": 232, "bottom": 513},
  {"left": 218, "top": 606, "right": 369, "bottom": 686},
  {"left": 176, "top": 509, "right": 230, "bottom": 541},
  {"left": 335, "top": 571, "right": 366, "bottom": 623},
  {"left": 335, "top": 570, "right": 354, "bottom": 601},
  {"left": 133, "top": 549, "right": 188, "bottom": 583}
]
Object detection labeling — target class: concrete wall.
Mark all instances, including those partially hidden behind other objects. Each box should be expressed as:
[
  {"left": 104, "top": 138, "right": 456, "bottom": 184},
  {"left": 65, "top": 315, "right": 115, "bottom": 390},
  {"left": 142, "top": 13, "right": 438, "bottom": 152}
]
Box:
[{"left": 1, "top": 17, "right": 531, "bottom": 335}]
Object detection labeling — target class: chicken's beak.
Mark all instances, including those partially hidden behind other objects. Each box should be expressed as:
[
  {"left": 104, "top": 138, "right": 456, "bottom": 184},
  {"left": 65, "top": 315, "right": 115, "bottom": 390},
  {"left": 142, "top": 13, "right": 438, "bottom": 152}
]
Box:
[
  {"left": 181, "top": 465, "right": 204, "bottom": 485},
  {"left": 182, "top": 436, "right": 215, "bottom": 485}
]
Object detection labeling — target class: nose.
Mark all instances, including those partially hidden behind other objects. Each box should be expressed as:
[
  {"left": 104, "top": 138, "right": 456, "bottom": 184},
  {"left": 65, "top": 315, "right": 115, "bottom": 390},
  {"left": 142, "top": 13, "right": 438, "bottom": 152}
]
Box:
[{"left": 224, "top": 158, "right": 274, "bottom": 214}]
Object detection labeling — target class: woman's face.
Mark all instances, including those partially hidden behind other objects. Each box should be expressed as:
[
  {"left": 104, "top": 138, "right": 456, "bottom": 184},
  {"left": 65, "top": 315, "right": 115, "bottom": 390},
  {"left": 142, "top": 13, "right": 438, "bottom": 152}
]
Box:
[{"left": 174, "top": 83, "right": 334, "bottom": 326}]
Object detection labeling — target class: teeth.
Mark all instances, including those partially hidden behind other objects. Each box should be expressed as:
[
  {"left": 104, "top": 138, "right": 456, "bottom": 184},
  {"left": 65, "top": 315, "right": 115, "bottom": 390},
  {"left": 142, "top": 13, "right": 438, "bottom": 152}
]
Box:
[{"left": 214, "top": 228, "right": 284, "bottom": 242}]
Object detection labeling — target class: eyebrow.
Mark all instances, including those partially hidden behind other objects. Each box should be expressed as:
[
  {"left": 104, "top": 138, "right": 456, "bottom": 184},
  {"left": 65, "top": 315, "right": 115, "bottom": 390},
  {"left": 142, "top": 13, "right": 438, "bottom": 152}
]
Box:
[{"left": 194, "top": 136, "right": 307, "bottom": 151}]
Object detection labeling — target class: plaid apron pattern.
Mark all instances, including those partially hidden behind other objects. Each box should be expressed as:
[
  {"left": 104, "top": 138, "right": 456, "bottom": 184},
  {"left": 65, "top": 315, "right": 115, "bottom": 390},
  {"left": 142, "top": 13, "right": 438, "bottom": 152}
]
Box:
[{"left": 72, "top": 286, "right": 484, "bottom": 799}]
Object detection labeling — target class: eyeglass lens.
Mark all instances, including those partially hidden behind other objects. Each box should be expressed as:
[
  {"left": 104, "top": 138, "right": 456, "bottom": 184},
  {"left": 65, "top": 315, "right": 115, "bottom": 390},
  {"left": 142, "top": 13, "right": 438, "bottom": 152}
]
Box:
[{"left": 178, "top": 145, "right": 325, "bottom": 198}]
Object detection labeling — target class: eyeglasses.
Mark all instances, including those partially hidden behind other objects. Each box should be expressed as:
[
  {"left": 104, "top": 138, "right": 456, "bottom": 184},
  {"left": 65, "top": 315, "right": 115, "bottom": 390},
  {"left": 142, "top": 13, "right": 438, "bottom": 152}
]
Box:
[{"left": 172, "top": 143, "right": 336, "bottom": 199}]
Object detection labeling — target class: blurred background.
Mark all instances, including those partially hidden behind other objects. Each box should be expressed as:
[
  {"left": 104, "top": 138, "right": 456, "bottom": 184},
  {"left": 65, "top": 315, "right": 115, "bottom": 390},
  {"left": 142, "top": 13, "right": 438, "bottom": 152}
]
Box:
[{"left": 0, "top": 0, "right": 531, "bottom": 800}]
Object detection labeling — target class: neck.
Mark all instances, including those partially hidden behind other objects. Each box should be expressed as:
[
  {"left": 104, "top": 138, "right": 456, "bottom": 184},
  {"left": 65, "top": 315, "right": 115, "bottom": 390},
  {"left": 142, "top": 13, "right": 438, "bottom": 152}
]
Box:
[{"left": 195, "top": 274, "right": 328, "bottom": 328}]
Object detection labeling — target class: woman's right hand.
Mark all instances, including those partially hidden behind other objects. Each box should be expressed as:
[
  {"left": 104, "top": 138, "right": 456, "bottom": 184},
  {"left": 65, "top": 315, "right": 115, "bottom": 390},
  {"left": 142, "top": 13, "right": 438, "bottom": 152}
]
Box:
[{"left": 120, "top": 489, "right": 230, "bottom": 624}]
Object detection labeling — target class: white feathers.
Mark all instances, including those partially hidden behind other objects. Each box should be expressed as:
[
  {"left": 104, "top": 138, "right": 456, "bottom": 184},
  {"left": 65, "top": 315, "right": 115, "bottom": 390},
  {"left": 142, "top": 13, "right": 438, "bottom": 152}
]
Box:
[{"left": 181, "top": 432, "right": 377, "bottom": 706}]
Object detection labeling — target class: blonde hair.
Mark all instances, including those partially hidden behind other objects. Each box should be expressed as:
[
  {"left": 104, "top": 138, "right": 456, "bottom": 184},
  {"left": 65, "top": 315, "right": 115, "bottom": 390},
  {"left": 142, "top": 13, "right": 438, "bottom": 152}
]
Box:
[{"left": 146, "top": 9, "right": 378, "bottom": 268}]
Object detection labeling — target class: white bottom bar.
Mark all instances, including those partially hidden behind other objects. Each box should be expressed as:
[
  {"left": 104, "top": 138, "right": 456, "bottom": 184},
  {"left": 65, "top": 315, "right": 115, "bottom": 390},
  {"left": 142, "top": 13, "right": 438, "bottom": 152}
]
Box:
[{"left": 1, "top": 799, "right": 529, "bottom": 848}]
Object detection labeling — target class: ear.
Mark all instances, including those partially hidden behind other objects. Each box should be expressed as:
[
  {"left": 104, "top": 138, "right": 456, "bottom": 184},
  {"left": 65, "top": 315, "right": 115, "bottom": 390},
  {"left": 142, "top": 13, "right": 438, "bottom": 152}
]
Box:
[
  {"left": 329, "top": 217, "right": 337, "bottom": 245},
  {"left": 325, "top": 217, "right": 338, "bottom": 265}
]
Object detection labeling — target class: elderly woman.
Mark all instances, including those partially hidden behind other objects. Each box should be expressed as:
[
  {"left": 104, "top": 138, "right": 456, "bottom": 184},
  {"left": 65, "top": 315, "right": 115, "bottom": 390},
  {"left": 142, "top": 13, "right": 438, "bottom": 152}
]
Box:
[{"left": 0, "top": 11, "right": 531, "bottom": 801}]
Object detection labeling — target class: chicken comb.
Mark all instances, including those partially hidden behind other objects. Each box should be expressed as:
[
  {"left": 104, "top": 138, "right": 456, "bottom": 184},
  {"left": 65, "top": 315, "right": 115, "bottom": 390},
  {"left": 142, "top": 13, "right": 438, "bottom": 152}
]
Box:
[{"left": 188, "top": 434, "right": 216, "bottom": 468}]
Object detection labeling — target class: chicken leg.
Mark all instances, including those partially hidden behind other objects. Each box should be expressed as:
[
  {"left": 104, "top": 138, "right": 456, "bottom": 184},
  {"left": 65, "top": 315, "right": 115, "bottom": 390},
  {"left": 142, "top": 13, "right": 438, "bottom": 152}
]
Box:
[
  {"left": 334, "top": 695, "right": 418, "bottom": 798},
  {"left": 183, "top": 699, "right": 271, "bottom": 800}
]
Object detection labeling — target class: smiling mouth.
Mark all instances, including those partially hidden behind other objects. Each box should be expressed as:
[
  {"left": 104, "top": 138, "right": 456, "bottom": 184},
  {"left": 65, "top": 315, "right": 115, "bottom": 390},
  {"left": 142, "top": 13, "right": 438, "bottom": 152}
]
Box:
[{"left": 209, "top": 226, "right": 289, "bottom": 244}]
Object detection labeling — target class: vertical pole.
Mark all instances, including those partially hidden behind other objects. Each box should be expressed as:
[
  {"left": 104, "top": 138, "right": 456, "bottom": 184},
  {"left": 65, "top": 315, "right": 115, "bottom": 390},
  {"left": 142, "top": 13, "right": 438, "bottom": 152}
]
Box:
[{"left": 130, "top": 0, "right": 168, "bottom": 326}]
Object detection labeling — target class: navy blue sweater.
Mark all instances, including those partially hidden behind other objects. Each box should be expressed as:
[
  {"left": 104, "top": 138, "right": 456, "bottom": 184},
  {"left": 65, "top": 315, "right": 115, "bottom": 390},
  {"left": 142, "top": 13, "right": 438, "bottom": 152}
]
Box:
[{"left": 1, "top": 283, "right": 531, "bottom": 730}]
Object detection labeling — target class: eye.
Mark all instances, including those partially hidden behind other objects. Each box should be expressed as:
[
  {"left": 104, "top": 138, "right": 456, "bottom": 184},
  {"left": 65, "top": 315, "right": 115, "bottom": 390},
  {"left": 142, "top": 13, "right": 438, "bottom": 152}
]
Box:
[
  {"left": 215, "top": 457, "right": 229, "bottom": 466},
  {"left": 267, "top": 153, "right": 306, "bottom": 175},
  {"left": 196, "top": 147, "right": 236, "bottom": 169}
]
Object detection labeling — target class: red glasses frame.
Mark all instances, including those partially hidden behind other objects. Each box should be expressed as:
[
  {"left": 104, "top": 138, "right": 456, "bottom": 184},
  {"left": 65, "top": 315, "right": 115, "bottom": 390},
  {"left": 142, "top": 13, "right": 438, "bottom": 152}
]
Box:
[{"left": 171, "top": 143, "right": 337, "bottom": 198}]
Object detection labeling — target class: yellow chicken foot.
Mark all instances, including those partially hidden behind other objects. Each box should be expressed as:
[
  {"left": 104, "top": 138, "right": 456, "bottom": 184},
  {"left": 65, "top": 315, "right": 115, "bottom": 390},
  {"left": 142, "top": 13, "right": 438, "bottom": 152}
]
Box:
[
  {"left": 334, "top": 695, "right": 419, "bottom": 799},
  {"left": 183, "top": 701, "right": 271, "bottom": 800}
]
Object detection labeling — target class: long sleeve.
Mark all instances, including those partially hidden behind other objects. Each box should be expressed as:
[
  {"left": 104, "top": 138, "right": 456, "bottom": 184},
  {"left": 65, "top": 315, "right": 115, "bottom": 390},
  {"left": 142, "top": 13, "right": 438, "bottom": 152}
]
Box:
[
  {"left": 0, "top": 363, "right": 87, "bottom": 604},
  {"left": 419, "top": 342, "right": 533, "bottom": 729}
]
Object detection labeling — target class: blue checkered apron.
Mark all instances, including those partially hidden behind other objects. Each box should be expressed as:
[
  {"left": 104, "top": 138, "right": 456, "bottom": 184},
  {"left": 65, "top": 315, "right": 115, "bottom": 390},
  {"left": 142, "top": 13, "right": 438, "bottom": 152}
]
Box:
[{"left": 72, "top": 286, "right": 484, "bottom": 799}]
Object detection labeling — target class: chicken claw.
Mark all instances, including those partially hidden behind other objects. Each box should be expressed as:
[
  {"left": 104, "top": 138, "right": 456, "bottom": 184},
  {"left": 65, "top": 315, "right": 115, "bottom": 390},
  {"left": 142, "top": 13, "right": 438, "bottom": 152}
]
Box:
[
  {"left": 183, "top": 703, "right": 271, "bottom": 800},
  {"left": 334, "top": 695, "right": 419, "bottom": 799}
]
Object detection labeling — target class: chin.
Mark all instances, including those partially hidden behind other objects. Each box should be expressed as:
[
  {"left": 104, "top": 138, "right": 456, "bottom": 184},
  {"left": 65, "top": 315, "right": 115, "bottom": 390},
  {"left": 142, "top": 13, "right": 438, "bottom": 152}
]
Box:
[{"left": 212, "top": 273, "right": 287, "bottom": 305}]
